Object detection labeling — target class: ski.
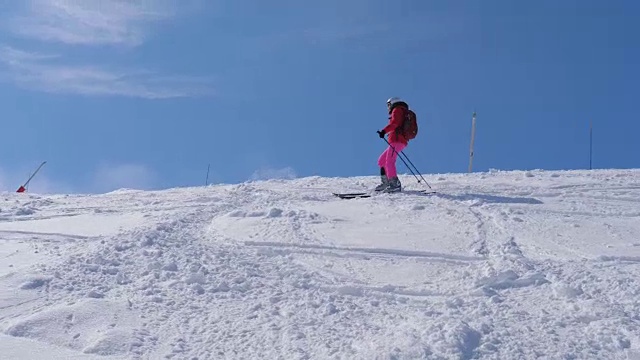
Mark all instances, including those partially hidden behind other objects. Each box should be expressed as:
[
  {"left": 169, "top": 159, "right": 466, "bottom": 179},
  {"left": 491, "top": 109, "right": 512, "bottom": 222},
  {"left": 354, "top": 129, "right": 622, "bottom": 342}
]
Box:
[
  {"left": 333, "top": 192, "right": 372, "bottom": 199},
  {"left": 333, "top": 189, "right": 436, "bottom": 199}
]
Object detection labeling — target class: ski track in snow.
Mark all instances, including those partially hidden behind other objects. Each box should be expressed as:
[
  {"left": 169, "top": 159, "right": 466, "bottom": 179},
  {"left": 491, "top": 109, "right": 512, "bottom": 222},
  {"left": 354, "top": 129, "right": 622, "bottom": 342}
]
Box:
[{"left": 0, "top": 170, "right": 639, "bottom": 359}]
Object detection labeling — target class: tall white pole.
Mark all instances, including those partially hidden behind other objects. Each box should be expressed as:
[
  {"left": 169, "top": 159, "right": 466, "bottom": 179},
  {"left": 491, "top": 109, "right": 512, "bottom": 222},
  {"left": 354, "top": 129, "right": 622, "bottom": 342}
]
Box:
[{"left": 468, "top": 111, "right": 477, "bottom": 173}]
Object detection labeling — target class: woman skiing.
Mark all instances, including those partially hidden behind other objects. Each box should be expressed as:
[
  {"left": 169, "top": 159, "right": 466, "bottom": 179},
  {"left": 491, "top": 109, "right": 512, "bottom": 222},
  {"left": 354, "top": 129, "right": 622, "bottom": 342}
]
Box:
[{"left": 375, "top": 97, "right": 411, "bottom": 192}]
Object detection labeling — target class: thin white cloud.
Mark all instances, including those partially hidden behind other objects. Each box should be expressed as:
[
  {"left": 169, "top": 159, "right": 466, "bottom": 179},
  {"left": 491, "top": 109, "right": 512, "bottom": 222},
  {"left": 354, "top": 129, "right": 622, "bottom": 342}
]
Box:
[
  {"left": 0, "top": 164, "right": 34, "bottom": 192},
  {"left": 7, "top": 0, "right": 172, "bottom": 47},
  {"left": 0, "top": 46, "right": 213, "bottom": 99},
  {"left": 0, "top": 164, "right": 71, "bottom": 194},
  {"left": 250, "top": 167, "right": 297, "bottom": 181},
  {"left": 302, "top": 24, "right": 390, "bottom": 44},
  {"left": 92, "top": 163, "right": 158, "bottom": 193},
  {"left": 0, "top": 168, "right": 8, "bottom": 191},
  {"left": 22, "top": 175, "right": 73, "bottom": 194},
  {"left": 1, "top": 163, "right": 159, "bottom": 194}
]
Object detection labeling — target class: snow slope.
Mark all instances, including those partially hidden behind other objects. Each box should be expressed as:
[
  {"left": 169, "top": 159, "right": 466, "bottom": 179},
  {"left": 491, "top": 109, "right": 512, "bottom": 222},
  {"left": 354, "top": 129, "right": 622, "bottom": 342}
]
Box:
[{"left": 1, "top": 169, "right": 639, "bottom": 359}]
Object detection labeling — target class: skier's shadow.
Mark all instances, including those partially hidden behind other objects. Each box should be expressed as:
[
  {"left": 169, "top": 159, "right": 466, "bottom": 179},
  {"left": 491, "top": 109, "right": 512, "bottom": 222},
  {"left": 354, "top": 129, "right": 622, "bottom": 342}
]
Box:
[{"left": 430, "top": 192, "right": 543, "bottom": 205}]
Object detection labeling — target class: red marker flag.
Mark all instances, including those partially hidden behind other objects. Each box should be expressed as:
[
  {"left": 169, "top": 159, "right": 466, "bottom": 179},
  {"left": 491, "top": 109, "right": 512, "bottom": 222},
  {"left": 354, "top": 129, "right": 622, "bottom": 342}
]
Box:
[{"left": 16, "top": 161, "right": 47, "bottom": 193}]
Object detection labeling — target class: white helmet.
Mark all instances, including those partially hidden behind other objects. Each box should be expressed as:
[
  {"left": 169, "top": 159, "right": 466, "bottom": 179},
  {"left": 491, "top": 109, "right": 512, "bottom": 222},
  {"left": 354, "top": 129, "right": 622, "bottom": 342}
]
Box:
[{"left": 386, "top": 97, "right": 404, "bottom": 106}]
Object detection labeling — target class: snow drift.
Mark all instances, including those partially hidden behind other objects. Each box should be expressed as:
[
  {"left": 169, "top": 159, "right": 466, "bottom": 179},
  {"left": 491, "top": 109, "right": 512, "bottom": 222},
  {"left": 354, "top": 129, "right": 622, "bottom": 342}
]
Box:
[{"left": 0, "top": 169, "right": 639, "bottom": 359}]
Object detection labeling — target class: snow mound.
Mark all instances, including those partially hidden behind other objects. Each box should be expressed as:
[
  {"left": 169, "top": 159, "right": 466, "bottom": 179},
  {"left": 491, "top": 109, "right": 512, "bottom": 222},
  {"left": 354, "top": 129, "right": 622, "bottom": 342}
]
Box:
[
  {"left": 19, "top": 276, "right": 52, "bottom": 290},
  {"left": 5, "top": 299, "right": 141, "bottom": 357},
  {"left": 0, "top": 169, "right": 639, "bottom": 359}
]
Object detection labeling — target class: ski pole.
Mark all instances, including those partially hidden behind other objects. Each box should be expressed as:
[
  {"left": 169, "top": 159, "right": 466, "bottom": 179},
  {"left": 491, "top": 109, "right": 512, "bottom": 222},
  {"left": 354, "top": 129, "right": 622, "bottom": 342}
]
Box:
[
  {"left": 399, "top": 150, "right": 432, "bottom": 189},
  {"left": 382, "top": 138, "right": 432, "bottom": 189},
  {"left": 381, "top": 138, "right": 416, "bottom": 180},
  {"left": 398, "top": 147, "right": 431, "bottom": 188}
]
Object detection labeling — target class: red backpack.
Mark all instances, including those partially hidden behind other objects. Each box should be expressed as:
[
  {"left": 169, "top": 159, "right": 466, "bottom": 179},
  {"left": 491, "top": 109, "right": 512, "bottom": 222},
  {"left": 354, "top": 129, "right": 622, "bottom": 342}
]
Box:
[{"left": 401, "top": 109, "right": 418, "bottom": 140}]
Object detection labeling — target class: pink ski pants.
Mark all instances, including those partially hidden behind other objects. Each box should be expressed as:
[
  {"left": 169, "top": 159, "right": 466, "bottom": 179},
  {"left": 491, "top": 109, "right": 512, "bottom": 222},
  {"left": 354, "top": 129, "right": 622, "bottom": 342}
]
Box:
[{"left": 377, "top": 142, "right": 406, "bottom": 178}]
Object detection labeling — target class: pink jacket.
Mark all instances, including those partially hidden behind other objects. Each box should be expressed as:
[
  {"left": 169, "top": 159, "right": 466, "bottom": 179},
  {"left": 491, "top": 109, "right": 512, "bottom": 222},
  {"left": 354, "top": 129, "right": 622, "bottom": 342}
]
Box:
[{"left": 383, "top": 105, "right": 409, "bottom": 145}]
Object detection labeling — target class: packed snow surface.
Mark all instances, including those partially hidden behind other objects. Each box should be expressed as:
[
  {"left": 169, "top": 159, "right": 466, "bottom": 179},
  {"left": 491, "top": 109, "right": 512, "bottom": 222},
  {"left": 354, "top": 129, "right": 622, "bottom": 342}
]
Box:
[{"left": 1, "top": 169, "right": 639, "bottom": 359}]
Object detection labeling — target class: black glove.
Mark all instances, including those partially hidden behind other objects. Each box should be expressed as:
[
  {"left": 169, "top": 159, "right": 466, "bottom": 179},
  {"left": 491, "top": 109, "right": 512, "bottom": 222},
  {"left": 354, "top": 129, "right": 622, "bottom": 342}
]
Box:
[{"left": 377, "top": 130, "right": 385, "bottom": 138}]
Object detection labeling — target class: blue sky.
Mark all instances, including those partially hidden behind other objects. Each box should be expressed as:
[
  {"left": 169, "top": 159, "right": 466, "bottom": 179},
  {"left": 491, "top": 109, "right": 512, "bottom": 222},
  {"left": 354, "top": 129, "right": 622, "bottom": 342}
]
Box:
[{"left": 0, "top": 0, "right": 638, "bottom": 193}]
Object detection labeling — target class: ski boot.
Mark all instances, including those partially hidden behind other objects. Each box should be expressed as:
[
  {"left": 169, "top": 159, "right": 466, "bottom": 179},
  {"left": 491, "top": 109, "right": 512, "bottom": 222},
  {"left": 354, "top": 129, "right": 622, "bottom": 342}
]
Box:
[
  {"left": 374, "top": 168, "right": 389, "bottom": 191},
  {"left": 384, "top": 176, "right": 402, "bottom": 193},
  {"left": 374, "top": 175, "right": 389, "bottom": 191}
]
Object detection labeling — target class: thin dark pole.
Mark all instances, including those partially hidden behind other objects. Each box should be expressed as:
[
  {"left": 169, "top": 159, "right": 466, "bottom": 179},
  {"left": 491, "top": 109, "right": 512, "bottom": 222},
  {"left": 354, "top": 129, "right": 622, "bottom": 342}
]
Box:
[
  {"left": 205, "top": 164, "right": 210, "bottom": 186},
  {"left": 589, "top": 121, "right": 593, "bottom": 170},
  {"left": 17, "top": 161, "right": 46, "bottom": 192},
  {"left": 382, "top": 138, "right": 432, "bottom": 189}
]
